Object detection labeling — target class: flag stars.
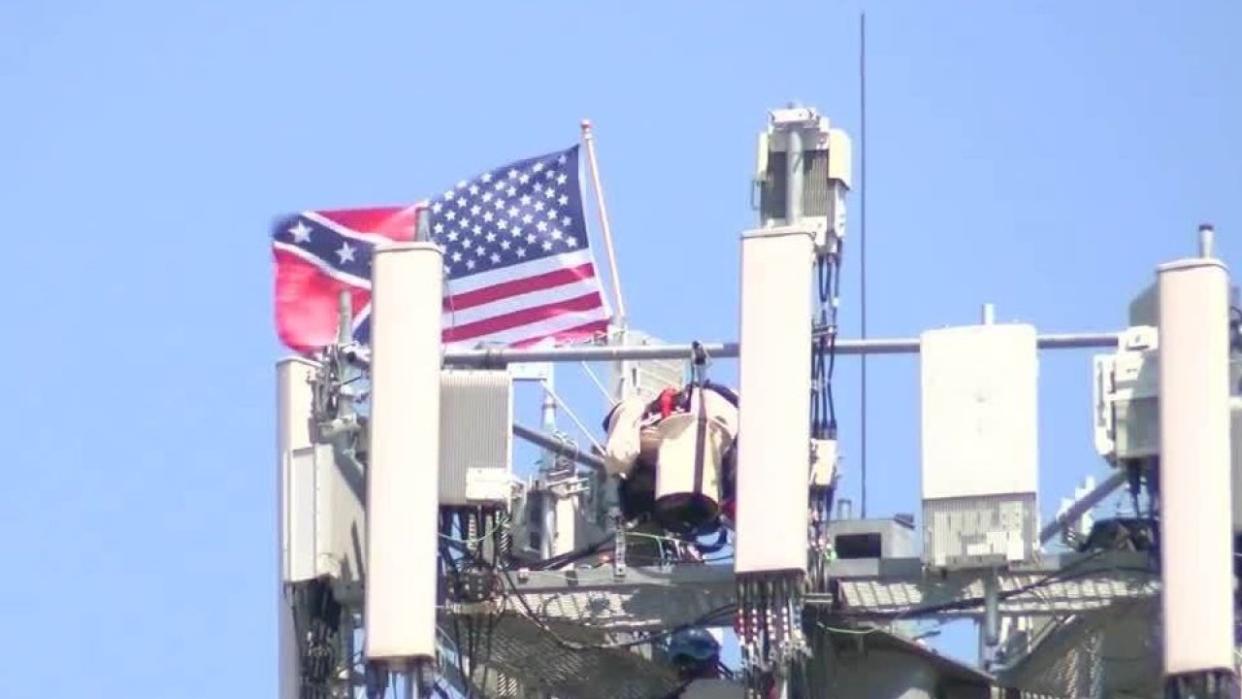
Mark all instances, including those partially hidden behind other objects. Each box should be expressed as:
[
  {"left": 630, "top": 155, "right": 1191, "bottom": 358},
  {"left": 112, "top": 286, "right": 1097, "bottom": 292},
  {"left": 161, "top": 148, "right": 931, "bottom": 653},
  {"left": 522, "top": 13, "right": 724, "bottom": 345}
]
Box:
[
  {"left": 565, "top": 236, "right": 579, "bottom": 248},
  {"left": 490, "top": 253, "right": 501, "bottom": 264},
  {"left": 432, "top": 202, "right": 444, "bottom": 214},
  {"left": 475, "top": 245, "right": 487, "bottom": 257},
  {"left": 497, "top": 219, "right": 509, "bottom": 231},
  {"left": 506, "top": 185, "right": 517, "bottom": 197},
  {"left": 516, "top": 248, "right": 527, "bottom": 258},
  {"left": 481, "top": 172, "right": 493, "bottom": 183},
  {"left": 462, "top": 238, "right": 473, "bottom": 250},
  {"left": 533, "top": 183, "right": 544, "bottom": 193},
  {"left": 551, "top": 228, "right": 564, "bottom": 240},
  {"left": 466, "top": 259, "right": 477, "bottom": 270},
  {"left": 557, "top": 153, "right": 568, "bottom": 165},
  {"left": 456, "top": 180, "right": 467, "bottom": 189},
  {"left": 558, "top": 195, "right": 569, "bottom": 206},
  {"left": 532, "top": 162, "right": 545, "bottom": 173},
  {"left": 519, "top": 173, "right": 531, "bottom": 184},
  {"left": 473, "top": 224, "right": 484, "bottom": 236},
  {"left": 520, "top": 195, "right": 532, "bottom": 206},
  {"left": 546, "top": 208, "right": 557, "bottom": 220},
  {"left": 482, "top": 192, "right": 494, "bottom": 203},
  {"left": 556, "top": 173, "right": 568, "bottom": 185},
  {"left": 485, "top": 231, "right": 497, "bottom": 243},
  {"left": 543, "top": 187, "right": 556, "bottom": 199},
  {"left": 522, "top": 213, "right": 534, "bottom": 224},
  {"left": 288, "top": 221, "right": 312, "bottom": 243},
  {"left": 469, "top": 184, "right": 480, "bottom": 196},
  {"left": 562, "top": 216, "right": 572, "bottom": 227},
  {"left": 445, "top": 210, "right": 457, "bottom": 221},
  {"left": 500, "top": 240, "right": 511, "bottom": 250},
  {"left": 456, "top": 198, "right": 468, "bottom": 208},
  {"left": 544, "top": 169, "right": 555, "bottom": 180},
  {"left": 534, "top": 200, "right": 546, "bottom": 212},
  {"left": 434, "top": 222, "right": 446, "bottom": 234},
  {"left": 536, "top": 221, "right": 549, "bottom": 233},
  {"left": 470, "top": 205, "right": 482, "bottom": 216},
  {"left": 493, "top": 198, "right": 505, "bottom": 210},
  {"left": 507, "top": 206, "right": 519, "bottom": 219},
  {"left": 507, "top": 169, "right": 519, "bottom": 179},
  {"left": 483, "top": 211, "right": 495, "bottom": 223},
  {"left": 444, "top": 191, "right": 456, "bottom": 201},
  {"left": 447, "top": 230, "right": 460, "bottom": 242},
  {"left": 452, "top": 251, "right": 463, "bottom": 263},
  {"left": 525, "top": 233, "right": 537, "bottom": 244},
  {"left": 541, "top": 240, "right": 553, "bottom": 252},
  {"left": 335, "top": 241, "right": 356, "bottom": 264}
]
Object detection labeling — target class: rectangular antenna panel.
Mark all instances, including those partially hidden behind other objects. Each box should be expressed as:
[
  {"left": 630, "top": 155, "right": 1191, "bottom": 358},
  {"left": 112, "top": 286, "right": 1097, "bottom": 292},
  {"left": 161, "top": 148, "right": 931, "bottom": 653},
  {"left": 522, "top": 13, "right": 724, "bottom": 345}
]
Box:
[
  {"left": 921, "top": 323, "right": 1039, "bottom": 569},
  {"left": 440, "top": 369, "right": 514, "bottom": 506},
  {"left": 282, "top": 444, "right": 366, "bottom": 583},
  {"left": 734, "top": 226, "right": 813, "bottom": 574},
  {"left": 366, "top": 242, "right": 442, "bottom": 663}
]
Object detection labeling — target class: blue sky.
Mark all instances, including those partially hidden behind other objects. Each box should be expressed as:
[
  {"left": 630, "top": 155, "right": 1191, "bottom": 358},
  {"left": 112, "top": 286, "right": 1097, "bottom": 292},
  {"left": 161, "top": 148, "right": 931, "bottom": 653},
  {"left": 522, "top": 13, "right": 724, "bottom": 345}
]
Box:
[{"left": 2, "top": 1, "right": 1240, "bottom": 695}]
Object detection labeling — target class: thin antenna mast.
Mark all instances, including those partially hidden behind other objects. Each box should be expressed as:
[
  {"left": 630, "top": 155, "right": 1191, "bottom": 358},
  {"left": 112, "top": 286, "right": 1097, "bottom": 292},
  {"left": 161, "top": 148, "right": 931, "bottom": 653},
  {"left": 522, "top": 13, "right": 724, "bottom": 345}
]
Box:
[{"left": 859, "top": 12, "right": 869, "bottom": 519}]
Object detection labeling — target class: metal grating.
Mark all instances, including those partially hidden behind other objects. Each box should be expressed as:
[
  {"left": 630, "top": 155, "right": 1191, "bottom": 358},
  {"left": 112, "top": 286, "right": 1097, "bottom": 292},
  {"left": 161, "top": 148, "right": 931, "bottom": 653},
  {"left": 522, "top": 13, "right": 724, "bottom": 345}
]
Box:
[{"left": 439, "top": 370, "right": 513, "bottom": 505}]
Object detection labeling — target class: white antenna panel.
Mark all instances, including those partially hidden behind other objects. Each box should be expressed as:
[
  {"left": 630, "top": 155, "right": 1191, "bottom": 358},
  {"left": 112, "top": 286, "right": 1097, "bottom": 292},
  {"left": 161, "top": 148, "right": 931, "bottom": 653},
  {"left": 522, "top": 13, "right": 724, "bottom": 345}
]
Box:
[
  {"left": 920, "top": 323, "right": 1039, "bottom": 569},
  {"left": 365, "top": 242, "right": 443, "bottom": 664},
  {"left": 734, "top": 226, "right": 814, "bottom": 574}
]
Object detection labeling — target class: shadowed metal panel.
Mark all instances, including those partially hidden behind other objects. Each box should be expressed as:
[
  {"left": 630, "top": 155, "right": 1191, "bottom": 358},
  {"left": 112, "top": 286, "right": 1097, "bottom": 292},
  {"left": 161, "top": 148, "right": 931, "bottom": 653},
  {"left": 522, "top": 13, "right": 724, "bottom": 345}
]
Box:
[{"left": 439, "top": 369, "right": 513, "bottom": 506}]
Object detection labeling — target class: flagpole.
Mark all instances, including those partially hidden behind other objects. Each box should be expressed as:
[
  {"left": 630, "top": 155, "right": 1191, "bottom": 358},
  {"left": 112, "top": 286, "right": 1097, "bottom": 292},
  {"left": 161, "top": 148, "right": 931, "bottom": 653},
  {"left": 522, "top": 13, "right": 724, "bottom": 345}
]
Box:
[
  {"left": 581, "top": 119, "right": 631, "bottom": 400},
  {"left": 580, "top": 119, "right": 627, "bottom": 324}
]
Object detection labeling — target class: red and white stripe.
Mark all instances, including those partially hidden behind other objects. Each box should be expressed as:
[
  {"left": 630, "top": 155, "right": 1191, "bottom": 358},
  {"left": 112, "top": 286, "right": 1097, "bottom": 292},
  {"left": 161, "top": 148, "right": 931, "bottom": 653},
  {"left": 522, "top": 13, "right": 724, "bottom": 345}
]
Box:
[{"left": 442, "top": 249, "right": 610, "bottom": 348}]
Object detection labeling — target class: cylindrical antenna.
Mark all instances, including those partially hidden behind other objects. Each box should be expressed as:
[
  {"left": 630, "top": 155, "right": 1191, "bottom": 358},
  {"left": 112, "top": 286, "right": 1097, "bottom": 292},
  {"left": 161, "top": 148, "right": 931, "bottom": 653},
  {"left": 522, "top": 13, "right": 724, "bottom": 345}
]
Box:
[
  {"left": 859, "top": 11, "right": 869, "bottom": 519},
  {"left": 1200, "top": 222, "right": 1216, "bottom": 258}
]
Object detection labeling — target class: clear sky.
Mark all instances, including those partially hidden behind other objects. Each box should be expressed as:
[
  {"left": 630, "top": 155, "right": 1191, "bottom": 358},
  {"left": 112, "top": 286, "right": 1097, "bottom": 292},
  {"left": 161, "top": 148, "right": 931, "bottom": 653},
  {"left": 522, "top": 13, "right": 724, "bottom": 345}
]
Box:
[{"left": 2, "top": 1, "right": 1240, "bottom": 696}]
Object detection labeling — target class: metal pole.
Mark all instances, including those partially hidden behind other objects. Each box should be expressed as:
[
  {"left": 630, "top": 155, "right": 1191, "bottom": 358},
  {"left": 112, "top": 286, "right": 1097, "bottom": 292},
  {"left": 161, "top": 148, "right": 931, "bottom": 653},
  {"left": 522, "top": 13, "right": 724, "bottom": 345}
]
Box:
[
  {"left": 438, "top": 332, "right": 1119, "bottom": 365},
  {"left": 580, "top": 119, "right": 626, "bottom": 322},
  {"left": 1038, "top": 468, "right": 1127, "bottom": 544},
  {"left": 512, "top": 423, "right": 607, "bottom": 471}
]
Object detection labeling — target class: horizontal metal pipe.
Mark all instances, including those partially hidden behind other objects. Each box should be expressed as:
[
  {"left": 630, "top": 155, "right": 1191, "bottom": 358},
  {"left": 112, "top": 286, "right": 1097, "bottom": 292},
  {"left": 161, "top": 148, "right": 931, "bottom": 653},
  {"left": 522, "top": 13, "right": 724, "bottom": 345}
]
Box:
[
  {"left": 442, "top": 332, "right": 1119, "bottom": 366},
  {"left": 512, "top": 423, "right": 606, "bottom": 471}
]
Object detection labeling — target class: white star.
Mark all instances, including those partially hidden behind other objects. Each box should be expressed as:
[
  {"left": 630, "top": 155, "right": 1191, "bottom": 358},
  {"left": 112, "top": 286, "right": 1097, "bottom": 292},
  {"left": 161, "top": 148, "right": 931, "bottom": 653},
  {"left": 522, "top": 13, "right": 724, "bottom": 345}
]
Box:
[
  {"left": 542, "top": 240, "right": 553, "bottom": 251},
  {"left": 470, "top": 205, "right": 482, "bottom": 216},
  {"left": 558, "top": 195, "right": 569, "bottom": 206},
  {"left": 516, "top": 248, "right": 527, "bottom": 258},
  {"left": 469, "top": 184, "right": 480, "bottom": 196},
  {"left": 493, "top": 198, "right": 505, "bottom": 210},
  {"left": 556, "top": 173, "right": 567, "bottom": 185},
  {"left": 497, "top": 220, "right": 509, "bottom": 231},
  {"left": 490, "top": 253, "right": 501, "bottom": 264},
  {"left": 445, "top": 210, "right": 457, "bottom": 221},
  {"left": 467, "top": 259, "right": 476, "bottom": 270},
  {"left": 525, "top": 233, "right": 537, "bottom": 244},
  {"left": 459, "top": 218, "right": 472, "bottom": 230},
  {"left": 452, "top": 251, "right": 463, "bottom": 263},
  {"left": 522, "top": 213, "right": 533, "bottom": 224},
  {"left": 536, "top": 221, "right": 549, "bottom": 232},
  {"left": 485, "top": 231, "right": 496, "bottom": 243},
  {"left": 431, "top": 202, "right": 443, "bottom": 214},
  {"left": 534, "top": 200, "right": 545, "bottom": 212},
  {"left": 506, "top": 186, "right": 517, "bottom": 197},
  {"left": 335, "top": 241, "right": 356, "bottom": 264},
  {"left": 546, "top": 208, "right": 557, "bottom": 219},
  {"left": 462, "top": 239, "right": 473, "bottom": 250},
  {"left": 532, "top": 162, "right": 545, "bottom": 173},
  {"left": 433, "top": 222, "right": 445, "bottom": 234},
  {"left": 288, "top": 221, "right": 312, "bottom": 242},
  {"left": 481, "top": 172, "right": 493, "bottom": 183},
  {"left": 533, "top": 183, "right": 544, "bottom": 193},
  {"left": 456, "top": 197, "right": 467, "bottom": 208},
  {"left": 482, "top": 192, "right": 493, "bottom": 203},
  {"left": 494, "top": 179, "right": 506, "bottom": 191},
  {"left": 562, "top": 216, "right": 572, "bottom": 227},
  {"left": 509, "top": 226, "right": 523, "bottom": 237},
  {"left": 507, "top": 169, "right": 519, "bottom": 179},
  {"left": 557, "top": 153, "right": 568, "bottom": 165},
  {"left": 551, "top": 228, "right": 564, "bottom": 240},
  {"left": 456, "top": 180, "right": 467, "bottom": 189},
  {"left": 483, "top": 211, "right": 495, "bottom": 223},
  {"left": 500, "top": 240, "right": 511, "bottom": 250},
  {"left": 565, "top": 237, "right": 579, "bottom": 248},
  {"left": 519, "top": 173, "right": 531, "bottom": 184},
  {"left": 444, "top": 191, "right": 455, "bottom": 201},
  {"left": 544, "top": 187, "right": 555, "bottom": 199},
  {"left": 544, "top": 169, "right": 555, "bottom": 180},
  {"left": 475, "top": 245, "right": 486, "bottom": 257},
  {"left": 520, "top": 195, "right": 533, "bottom": 206},
  {"left": 473, "top": 224, "right": 484, "bottom": 236},
  {"left": 507, "top": 206, "right": 519, "bottom": 219},
  {"left": 447, "top": 230, "right": 460, "bottom": 242}
]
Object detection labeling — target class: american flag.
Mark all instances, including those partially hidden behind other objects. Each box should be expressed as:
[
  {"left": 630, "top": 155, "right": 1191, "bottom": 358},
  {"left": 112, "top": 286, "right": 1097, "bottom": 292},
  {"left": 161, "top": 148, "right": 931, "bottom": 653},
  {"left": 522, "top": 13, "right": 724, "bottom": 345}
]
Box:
[
  {"left": 270, "top": 146, "right": 609, "bottom": 353},
  {"left": 429, "top": 145, "right": 610, "bottom": 348}
]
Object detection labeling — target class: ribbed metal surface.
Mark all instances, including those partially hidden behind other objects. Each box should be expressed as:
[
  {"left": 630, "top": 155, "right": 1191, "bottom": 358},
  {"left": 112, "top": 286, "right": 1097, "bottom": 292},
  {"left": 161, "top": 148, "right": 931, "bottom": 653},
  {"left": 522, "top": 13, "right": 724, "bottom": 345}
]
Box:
[
  {"left": 760, "top": 150, "right": 831, "bottom": 221},
  {"left": 923, "top": 493, "right": 1039, "bottom": 569},
  {"left": 439, "top": 370, "right": 513, "bottom": 506}
]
